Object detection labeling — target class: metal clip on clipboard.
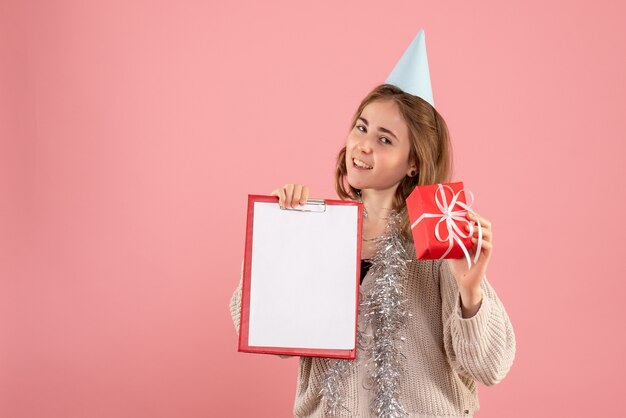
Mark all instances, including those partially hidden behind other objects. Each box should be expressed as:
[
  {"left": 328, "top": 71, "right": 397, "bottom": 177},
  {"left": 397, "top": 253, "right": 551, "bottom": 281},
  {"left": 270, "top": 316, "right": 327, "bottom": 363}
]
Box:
[{"left": 279, "top": 198, "right": 327, "bottom": 213}]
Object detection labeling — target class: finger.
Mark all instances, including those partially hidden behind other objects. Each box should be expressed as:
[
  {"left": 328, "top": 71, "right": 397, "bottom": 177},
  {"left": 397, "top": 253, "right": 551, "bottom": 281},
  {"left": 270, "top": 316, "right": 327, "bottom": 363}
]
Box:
[
  {"left": 474, "top": 213, "right": 492, "bottom": 230},
  {"left": 476, "top": 228, "right": 492, "bottom": 241},
  {"left": 472, "top": 237, "right": 492, "bottom": 250},
  {"left": 466, "top": 212, "right": 489, "bottom": 229},
  {"left": 291, "top": 184, "right": 303, "bottom": 208},
  {"left": 300, "top": 186, "right": 309, "bottom": 205},
  {"left": 284, "top": 184, "right": 295, "bottom": 208},
  {"left": 469, "top": 227, "right": 491, "bottom": 240},
  {"left": 273, "top": 188, "right": 286, "bottom": 208},
  {"left": 465, "top": 223, "right": 491, "bottom": 238}
]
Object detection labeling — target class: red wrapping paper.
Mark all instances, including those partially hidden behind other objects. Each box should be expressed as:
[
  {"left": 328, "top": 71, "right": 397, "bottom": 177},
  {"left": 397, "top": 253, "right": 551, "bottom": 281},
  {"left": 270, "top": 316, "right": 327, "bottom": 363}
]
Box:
[{"left": 405, "top": 181, "right": 479, "bottom": 264}]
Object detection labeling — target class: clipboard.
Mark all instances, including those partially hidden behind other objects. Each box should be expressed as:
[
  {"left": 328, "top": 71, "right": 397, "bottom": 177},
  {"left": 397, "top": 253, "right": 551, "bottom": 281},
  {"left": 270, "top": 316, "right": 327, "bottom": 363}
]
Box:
[{"left": 238, "top": 194, "right": 363, "bottom": 359}]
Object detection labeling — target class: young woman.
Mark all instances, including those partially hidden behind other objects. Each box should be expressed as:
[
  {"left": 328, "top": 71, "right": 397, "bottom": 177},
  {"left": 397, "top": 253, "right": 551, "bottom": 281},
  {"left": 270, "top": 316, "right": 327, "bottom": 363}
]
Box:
[{"left": 230, "top": 83, "right": 516, "bottom": 417}]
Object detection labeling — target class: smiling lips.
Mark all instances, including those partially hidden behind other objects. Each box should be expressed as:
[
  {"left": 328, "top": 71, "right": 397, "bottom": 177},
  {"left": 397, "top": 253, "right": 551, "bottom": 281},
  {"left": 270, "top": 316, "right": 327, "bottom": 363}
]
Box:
[{"left": 352, "top": 157, "right": 373, "bottom": 170}]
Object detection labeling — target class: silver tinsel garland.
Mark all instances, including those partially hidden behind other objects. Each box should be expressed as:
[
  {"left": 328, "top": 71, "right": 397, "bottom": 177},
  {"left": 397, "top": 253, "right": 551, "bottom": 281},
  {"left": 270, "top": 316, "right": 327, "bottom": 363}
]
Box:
[{"left": 321, "top": 209, "right": 412, "bottom": 417}]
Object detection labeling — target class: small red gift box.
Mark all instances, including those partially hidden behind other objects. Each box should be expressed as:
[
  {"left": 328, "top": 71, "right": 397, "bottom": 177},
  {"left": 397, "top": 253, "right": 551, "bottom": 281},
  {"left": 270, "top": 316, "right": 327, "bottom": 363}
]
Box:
[{"left": 405, "top": 181, "right": 482, "bottom": 268}]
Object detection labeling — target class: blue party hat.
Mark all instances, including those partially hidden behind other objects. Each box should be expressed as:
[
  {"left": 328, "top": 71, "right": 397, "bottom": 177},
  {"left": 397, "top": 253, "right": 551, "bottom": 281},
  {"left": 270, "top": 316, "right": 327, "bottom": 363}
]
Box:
[{"left": 385, "top": 29, "right": 434, "bottom": 107}]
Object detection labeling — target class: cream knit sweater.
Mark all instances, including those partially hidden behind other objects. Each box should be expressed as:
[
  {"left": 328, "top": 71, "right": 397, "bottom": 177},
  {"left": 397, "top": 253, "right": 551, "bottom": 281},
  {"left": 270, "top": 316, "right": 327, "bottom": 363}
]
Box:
[{"left": 229, "top": 244, "right": 516, "bottom": 417}]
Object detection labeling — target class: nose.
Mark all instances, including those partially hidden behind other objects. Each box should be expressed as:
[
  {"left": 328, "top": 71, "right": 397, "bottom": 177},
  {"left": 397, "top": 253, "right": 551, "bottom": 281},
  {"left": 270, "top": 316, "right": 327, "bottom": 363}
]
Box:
[{"left": 356, "top": 133, "right": 375, "bottom": 154}]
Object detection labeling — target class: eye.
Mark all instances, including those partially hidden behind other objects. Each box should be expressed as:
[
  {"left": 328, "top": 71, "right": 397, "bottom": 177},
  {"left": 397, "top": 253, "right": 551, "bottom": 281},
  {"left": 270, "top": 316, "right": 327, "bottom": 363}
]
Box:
[{"left": 356, "top": 125, "right": 391, "bottom": 145}]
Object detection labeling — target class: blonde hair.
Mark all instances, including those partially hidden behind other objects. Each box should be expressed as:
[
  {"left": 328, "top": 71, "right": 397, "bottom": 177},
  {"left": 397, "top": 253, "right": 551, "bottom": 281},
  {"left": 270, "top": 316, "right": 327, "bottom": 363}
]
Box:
[{"left": 334, "top": 83, "right": 453, "bottom": 240}]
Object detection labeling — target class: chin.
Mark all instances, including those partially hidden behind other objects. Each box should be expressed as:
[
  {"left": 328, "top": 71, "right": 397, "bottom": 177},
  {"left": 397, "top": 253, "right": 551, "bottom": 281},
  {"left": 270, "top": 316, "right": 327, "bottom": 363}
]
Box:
[
  {"left": 345, "top": 172, "right": 362, "bottom": 188},
  {"left": 346, "top": 177, "right": 370, "bottom": 193}
]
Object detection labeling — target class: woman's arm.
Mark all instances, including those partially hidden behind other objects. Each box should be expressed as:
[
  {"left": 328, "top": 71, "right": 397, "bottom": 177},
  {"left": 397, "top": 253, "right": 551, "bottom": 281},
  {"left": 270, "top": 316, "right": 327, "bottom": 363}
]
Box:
[{"left": 439, "top": 259, "right": 516, "bottom": 386}]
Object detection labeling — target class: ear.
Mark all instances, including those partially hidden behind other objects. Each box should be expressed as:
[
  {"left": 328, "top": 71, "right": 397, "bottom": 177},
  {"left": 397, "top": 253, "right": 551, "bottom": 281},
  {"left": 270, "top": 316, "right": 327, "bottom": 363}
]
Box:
[{"left": 406, "top": 161, "right": 418, "bottom": 177}]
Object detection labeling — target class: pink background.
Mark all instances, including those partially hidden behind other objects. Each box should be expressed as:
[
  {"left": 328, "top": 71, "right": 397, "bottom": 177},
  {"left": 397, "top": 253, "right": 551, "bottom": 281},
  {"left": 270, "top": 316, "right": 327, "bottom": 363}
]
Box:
[{"left": 2, "top": 1, "right": 625, "bottom": 417}]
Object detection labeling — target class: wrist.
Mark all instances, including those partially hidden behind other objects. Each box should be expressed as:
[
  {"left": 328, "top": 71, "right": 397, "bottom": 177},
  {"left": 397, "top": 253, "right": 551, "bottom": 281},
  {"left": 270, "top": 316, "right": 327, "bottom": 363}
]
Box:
[{"left": 459, "top": 286, "right": 483, "bottom": 318}]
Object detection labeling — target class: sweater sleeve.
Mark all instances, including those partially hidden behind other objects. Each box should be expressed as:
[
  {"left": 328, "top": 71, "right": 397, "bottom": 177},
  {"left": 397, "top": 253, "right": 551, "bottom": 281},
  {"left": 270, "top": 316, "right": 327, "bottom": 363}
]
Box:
[
  {"left": 229, "top": 259, "right": 292, "bottom": 359},
  {"left": 228, "top": 261, "right": 244, "bottom": 334},
  {"left": 439, "top": 259, "right": 516, "bottom": 386}
]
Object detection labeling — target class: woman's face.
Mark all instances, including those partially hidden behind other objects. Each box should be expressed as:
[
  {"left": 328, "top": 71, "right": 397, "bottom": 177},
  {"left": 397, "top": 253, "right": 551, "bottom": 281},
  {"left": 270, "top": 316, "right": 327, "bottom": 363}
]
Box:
[{"left": 345, "top": 99, "right": 416, "bottom": 192}]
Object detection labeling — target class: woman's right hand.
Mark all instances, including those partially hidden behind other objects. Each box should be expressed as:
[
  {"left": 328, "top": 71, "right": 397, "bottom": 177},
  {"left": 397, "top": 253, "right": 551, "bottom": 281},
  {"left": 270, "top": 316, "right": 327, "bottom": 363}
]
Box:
[{"left": 270, "top": 184, "right": 310, "bottom": 209}]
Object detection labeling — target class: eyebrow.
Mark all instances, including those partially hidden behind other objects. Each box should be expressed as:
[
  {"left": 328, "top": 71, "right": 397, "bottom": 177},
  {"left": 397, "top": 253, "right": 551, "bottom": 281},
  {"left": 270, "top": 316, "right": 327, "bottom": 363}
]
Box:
[{"left": 357, "top": 117, "right": 398, "bottom": 141}]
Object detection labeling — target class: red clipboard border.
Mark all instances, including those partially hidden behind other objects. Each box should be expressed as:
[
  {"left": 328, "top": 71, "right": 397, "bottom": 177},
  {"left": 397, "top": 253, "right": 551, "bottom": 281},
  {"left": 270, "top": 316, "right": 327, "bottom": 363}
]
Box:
[{"left": 238, "top": 194, "right": 363, "bottom": 359}]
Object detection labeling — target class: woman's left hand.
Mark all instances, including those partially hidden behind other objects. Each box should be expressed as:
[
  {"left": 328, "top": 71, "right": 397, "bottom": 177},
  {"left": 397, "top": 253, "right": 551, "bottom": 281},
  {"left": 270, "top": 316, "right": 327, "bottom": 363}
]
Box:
[{"left": 446, "top": 211, "right": 493, "bottom": 292}]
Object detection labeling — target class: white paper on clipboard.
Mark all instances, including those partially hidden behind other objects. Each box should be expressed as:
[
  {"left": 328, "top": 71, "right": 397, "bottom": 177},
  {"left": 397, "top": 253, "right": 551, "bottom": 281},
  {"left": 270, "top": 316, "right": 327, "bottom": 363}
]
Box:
[{"left": 247, "top": 200, "right": 359, "bottom": 350}]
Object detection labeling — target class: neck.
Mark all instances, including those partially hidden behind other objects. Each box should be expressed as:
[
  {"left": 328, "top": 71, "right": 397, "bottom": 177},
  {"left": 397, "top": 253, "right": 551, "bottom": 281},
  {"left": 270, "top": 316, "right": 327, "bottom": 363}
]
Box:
[{"left": 360, "top": 184, "right": 398, "bottom": 221}]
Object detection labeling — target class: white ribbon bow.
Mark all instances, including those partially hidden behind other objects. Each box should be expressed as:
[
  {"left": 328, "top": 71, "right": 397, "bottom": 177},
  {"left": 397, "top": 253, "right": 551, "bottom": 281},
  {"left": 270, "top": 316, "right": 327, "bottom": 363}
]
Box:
[{"left": 410, "top": 183, "right": 483, "bottom": 270}]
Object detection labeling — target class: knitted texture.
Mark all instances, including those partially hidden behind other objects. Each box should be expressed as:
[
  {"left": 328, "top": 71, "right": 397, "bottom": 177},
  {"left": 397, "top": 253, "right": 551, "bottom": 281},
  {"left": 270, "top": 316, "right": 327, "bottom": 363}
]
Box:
[{"left": 228, "top": 244, "right": 516, "bottom": 417}]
